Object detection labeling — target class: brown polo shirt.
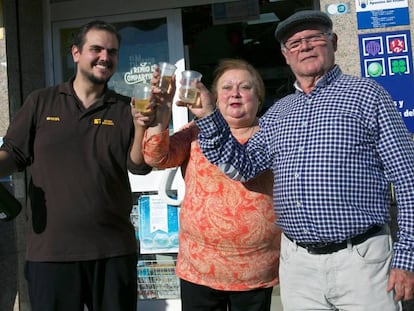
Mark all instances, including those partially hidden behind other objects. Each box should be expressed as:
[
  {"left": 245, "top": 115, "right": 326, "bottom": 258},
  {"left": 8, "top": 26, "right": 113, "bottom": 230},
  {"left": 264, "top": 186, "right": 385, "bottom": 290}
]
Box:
[{"left": 1, "top": 79, "right": 151, "bottom": 261}]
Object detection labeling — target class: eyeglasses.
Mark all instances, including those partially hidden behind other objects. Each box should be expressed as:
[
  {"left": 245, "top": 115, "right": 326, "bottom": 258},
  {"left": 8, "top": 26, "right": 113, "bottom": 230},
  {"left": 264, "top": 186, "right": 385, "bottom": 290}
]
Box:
[{"left": 283, "top": 32, "right": 332, "bottom": 52}]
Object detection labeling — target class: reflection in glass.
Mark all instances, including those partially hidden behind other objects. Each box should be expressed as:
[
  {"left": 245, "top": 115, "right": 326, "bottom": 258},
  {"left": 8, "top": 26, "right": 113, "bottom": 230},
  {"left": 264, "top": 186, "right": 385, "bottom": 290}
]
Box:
[{"left": 109, "top": 18, "right": 169, "bottom": 97}]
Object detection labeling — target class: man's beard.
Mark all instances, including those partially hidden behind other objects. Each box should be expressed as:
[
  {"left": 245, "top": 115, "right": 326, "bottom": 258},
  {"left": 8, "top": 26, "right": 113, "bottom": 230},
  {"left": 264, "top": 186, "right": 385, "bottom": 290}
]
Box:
[
  {"left": 80, "top": 64, "right": 112, "bottom": 85},
  {"left": 87, "top": 73, "right": 108, "bottom": 85}
]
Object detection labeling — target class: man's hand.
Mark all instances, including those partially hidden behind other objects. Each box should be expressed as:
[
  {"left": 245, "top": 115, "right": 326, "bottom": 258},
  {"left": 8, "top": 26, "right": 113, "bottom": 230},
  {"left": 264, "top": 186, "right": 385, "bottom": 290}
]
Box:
[
  {"left": 131, "top": 106, "right": 157, "bottom": 128},
  {"left": 0, "top": 150, "right": 18, "bottom": 178},
  {"left": 388, "top": 268, "right": 414, "bottom": 301}
]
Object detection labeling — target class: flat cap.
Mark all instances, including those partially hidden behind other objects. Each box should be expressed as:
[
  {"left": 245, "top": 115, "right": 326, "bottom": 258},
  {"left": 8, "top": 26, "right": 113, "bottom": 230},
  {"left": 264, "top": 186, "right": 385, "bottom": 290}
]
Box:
[{"left": 275, "top": 10, "right": 332, "bottom": 42}]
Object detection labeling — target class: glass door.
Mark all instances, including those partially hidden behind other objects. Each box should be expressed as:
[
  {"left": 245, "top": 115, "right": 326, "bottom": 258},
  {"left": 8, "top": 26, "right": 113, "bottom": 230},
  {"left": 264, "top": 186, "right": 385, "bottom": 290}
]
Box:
[{"left": 51, "top": 10, "right": 187, "bottom": 199}]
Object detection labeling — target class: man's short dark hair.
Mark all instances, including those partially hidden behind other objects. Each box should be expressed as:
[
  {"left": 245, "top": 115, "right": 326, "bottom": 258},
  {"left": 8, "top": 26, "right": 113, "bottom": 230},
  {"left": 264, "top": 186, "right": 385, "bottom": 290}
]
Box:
[{"left": 73, "top": 20, "right": 121, "bottom": 51}]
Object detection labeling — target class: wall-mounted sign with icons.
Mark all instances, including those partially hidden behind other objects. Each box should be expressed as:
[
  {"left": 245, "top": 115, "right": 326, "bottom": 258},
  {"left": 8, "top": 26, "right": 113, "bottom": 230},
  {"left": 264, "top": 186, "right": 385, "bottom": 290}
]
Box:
[{"left": 359, "top": 30, "right": 414, "bottom": 132}]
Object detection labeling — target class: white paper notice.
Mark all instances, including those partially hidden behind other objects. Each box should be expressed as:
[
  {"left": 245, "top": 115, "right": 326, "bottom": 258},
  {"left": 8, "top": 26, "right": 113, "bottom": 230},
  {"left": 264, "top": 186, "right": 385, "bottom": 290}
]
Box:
[{"left": 149, "top": 195, "right": 168, "bottom": 233}]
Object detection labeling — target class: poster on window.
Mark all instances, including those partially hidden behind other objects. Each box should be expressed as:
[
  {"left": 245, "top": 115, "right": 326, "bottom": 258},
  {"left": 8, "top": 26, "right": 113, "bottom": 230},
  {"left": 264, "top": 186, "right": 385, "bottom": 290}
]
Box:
[{"left": 138, "top": 194, "right": 179, "bottom": 254}]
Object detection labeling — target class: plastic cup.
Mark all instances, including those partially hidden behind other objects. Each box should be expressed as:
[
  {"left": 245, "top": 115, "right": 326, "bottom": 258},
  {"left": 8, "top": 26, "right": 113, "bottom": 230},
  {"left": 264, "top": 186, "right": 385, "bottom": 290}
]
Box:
[
  {"left": 178, "top": 70, "right": 203, "bottom": 106},
  {"left": 132, "top": 83, "right": 152, "bottom": 114},
  {"left": 158, "top": 62, "right": 177, "bottom": 93}
]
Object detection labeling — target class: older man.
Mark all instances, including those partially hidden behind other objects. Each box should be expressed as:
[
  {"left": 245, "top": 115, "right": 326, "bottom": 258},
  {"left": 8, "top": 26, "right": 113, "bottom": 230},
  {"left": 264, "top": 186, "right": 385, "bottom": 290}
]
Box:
[{"left": 187, "top": 9, "right": 414, "bottom": 311}]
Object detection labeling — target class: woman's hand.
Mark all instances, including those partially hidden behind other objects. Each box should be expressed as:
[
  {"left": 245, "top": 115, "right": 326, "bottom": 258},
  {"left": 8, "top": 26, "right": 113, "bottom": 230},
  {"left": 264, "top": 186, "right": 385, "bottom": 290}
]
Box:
[{"left": 177, "top": 81, "right": 216, "bottom": 119}]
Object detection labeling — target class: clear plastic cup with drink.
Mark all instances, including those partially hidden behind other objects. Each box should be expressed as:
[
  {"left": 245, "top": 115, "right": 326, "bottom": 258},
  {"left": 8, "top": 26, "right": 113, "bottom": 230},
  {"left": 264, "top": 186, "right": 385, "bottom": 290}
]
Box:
[
  {"left": 158, "top": 62, "right": 177, "bottom": 93},
  {"left": 132, "top": 83, "right": 152, "bottom": 114},
  {"left": 178, "top": 70, "right": 203, "bottom": 107}
]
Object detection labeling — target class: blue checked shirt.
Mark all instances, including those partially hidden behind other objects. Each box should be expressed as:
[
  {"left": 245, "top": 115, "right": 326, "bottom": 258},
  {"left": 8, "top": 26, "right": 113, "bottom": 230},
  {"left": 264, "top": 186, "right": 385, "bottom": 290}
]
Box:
[{"left": 196, "top": 65, "right": 414, "bottom": 272}]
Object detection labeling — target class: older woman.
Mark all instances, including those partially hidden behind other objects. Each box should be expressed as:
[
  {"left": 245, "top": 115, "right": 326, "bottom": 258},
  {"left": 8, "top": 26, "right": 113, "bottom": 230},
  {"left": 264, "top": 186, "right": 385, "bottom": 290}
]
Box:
[{"left": 143, "top": 59, "right": 281, "bottom": 311}]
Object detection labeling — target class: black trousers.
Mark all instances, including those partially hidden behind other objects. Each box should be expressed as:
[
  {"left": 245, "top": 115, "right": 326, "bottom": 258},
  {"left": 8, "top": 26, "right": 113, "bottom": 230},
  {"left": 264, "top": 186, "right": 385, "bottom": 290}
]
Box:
[
  {"left": 180, "top": 279, "right": 273, "bottom": 311},
  {"left": 25, "top": 253, "right": 137, "bottom": 311}
]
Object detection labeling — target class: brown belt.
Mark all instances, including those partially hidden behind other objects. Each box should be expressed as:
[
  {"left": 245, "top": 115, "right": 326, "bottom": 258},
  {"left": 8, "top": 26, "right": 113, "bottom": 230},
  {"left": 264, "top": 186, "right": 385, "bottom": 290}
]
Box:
[{"left": 285, "top": 225, "right": 383, "bottom": 254}]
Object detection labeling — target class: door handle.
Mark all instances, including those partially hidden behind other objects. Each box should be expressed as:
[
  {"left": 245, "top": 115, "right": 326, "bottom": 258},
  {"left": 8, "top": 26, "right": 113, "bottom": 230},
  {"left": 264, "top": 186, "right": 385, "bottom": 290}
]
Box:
[{"left": 158, "top": 167, "right": 182, "bottom": 206}]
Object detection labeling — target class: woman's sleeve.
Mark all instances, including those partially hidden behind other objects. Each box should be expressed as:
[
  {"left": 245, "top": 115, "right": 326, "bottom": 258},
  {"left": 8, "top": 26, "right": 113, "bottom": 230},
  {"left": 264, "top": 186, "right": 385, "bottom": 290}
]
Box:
[{"left": 143, "top": 123, "right": 195, "bottom": 169}]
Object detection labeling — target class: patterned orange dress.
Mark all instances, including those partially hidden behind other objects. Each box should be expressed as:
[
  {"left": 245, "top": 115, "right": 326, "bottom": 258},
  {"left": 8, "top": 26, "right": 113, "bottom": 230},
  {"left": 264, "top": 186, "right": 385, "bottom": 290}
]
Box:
[{"left": 143, "top": 122, "right": 281, "bottom": 291}]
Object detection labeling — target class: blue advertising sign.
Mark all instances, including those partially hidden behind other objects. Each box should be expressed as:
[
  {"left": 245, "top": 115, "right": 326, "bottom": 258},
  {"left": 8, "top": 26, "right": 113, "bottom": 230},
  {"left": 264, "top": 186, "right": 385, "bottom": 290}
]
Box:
[
  {"left": 359, "top": 30, "right": 414, "bottom": 132},
  {"left": 355, "top": 0, "right": 409, "bottom": 29}
]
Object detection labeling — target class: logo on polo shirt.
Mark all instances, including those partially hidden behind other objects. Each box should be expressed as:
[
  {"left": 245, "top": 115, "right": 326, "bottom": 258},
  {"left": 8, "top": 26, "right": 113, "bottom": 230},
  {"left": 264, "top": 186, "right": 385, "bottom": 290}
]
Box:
[
  {"left": 93, "top": 118, "right": 114, "bottom": 126},
  {"left": 46, "top": 116, "right": 60, "bottom": 122}
]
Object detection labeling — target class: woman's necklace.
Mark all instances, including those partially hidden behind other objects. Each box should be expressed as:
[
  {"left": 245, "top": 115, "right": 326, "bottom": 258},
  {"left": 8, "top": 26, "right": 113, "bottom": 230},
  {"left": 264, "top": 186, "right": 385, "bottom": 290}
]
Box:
[
  {"left": 246, "top": 125, "right": 256, "bottom": 138},
  {"left": 233, "top": 121, "right": 258, "bottom": 141}
]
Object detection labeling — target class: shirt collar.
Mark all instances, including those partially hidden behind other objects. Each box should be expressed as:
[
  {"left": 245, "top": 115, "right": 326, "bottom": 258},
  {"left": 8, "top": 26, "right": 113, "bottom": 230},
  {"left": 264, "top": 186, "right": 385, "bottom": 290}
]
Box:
[
  {"left": 294, "top": 65, "right": 342, "bottom": 93},
  {"left": 57, "top": 76, "right": 119, "bottom": 105}
]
